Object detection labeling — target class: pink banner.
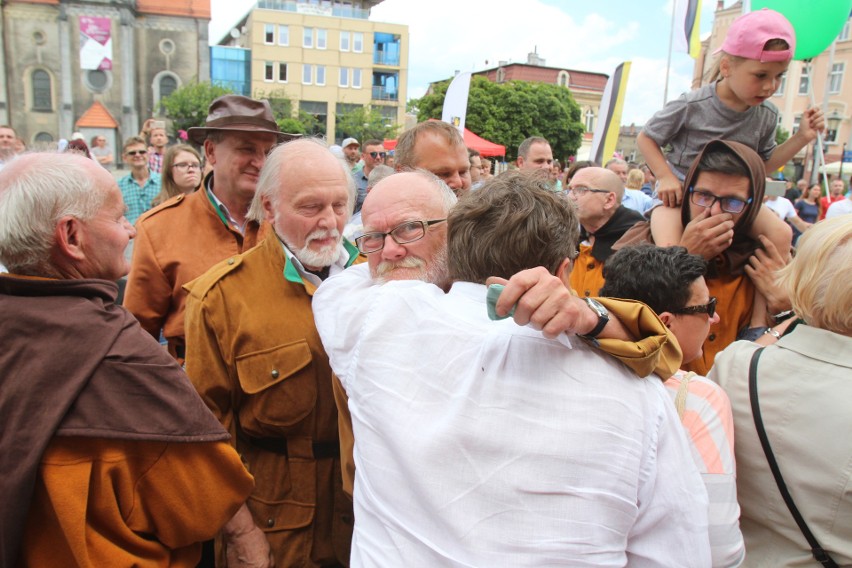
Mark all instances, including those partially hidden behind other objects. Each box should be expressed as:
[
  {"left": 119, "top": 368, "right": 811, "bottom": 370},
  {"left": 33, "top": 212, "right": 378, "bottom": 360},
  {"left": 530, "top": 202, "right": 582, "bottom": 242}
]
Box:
[{"left": 79, "top": 16, "right": 112, "bottom": 71}]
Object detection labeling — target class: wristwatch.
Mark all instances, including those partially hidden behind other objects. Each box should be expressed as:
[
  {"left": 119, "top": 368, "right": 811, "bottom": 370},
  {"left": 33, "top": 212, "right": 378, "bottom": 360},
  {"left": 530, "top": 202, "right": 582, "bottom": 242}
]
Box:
[{"left": 578, "top": 297, "right": 610, "bottom": 340}]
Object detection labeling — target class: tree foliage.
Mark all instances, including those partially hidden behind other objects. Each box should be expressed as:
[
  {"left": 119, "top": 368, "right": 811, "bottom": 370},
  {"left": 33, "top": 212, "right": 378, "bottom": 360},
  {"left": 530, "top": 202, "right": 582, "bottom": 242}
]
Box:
[
  {"left": 775, "top": 125, "right": 790, "bottom": 146},
  {"left": 157, "top": 81, "right": 234, "bottom": 133},
  {"left": 253, "top": 88, "right": 317, "bottom": 135},
  {"left": 410, "top": 76, "right": 584, "bottom": 162},
  {"left": 335, "top": 105, "right": 401, "bottom": 143}
]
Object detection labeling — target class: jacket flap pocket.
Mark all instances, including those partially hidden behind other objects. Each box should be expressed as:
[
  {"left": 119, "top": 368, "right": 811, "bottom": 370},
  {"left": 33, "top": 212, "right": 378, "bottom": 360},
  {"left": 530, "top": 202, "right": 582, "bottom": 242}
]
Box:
[
  {"left": 249, "top": 496, "right": 315, "bottom": 532},
  {"left": 236, "top": 341, "right": 313, "bottom": 395}
]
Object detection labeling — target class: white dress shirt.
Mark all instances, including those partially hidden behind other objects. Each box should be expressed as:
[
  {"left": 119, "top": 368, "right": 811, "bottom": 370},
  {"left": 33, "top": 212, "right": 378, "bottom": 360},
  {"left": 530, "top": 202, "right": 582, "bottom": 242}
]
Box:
[{"left": 314, "top": 264, "right": 711, "bottom": 567}]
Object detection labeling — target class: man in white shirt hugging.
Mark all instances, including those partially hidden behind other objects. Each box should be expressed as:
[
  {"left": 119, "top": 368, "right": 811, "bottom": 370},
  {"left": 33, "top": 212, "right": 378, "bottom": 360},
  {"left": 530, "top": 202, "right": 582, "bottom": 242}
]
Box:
[{"left": 313, "top": 170, "right": 710, "bottom": 567}]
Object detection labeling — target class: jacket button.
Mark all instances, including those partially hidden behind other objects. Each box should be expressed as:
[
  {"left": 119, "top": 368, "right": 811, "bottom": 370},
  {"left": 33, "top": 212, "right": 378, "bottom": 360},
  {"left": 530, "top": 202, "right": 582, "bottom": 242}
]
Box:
[
  {"left": 266, "top": 518, "right": 274, "bottom": 527},
  {"left": 271, "top": 369, "right": 280, "bottom": 379},
  {"left": 587, "top": 262, "right": 595, "bottom": 270},
  {"left": 227, "top": 258, "right": 235, "bottom": 265},
  {"left": 708, "top": 333, "right": 716, "bottom": 341}
]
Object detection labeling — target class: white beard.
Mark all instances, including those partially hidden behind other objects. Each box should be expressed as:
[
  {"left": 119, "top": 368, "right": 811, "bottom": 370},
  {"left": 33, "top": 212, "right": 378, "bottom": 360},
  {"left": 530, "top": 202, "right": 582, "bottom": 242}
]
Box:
[
  {"left": 283, "top": 228, "right": 342, "bottom": 269},
  {"left": 374, "top": 246, "right": 449, "bottom": 287}
]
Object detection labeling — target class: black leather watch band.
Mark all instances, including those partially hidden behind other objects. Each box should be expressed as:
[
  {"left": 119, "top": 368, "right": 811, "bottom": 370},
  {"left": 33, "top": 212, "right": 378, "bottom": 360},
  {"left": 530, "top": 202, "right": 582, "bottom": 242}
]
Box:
[{"left": 578, "top": 297, "right": 609, "bottom": 340}]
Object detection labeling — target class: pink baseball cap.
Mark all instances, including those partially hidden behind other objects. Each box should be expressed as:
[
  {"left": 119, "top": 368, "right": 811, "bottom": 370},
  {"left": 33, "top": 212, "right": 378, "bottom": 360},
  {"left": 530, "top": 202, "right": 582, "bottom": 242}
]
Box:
[{"left": 715, "top": 8, "right": 795, "bottom": 62}]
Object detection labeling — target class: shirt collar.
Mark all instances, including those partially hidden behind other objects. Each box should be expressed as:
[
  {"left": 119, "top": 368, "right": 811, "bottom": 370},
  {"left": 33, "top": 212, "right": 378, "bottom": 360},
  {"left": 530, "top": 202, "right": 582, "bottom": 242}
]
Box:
[
  {"left": 205, "top": 180, "right": 245, "bottom": 234},
  {"left": 279, "top": 236, "right": 359, "bottom": 289}
]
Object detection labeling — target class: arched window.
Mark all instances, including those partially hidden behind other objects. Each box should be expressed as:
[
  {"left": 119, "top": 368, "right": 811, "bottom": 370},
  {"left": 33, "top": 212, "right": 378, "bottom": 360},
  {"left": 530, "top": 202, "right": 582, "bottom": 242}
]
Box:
[
  {"left": 160, "top": 75, "right": 178, "bottom": 99},
  {"left": 32, "top": 70, "right": 52, "bottom": 111},
  {"left": 557, "top": 70, "right": 570, "bottom": 88}
]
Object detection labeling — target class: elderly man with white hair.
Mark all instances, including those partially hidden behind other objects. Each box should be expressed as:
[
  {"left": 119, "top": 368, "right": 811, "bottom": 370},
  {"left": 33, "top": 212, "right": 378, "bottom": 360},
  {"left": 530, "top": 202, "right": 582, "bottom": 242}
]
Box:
[
  {"left": 184, "top": 138, "right": 360, "bottom": 567},
  {"left": 0, "top": 152, "right": 253, "bottom": 567}
]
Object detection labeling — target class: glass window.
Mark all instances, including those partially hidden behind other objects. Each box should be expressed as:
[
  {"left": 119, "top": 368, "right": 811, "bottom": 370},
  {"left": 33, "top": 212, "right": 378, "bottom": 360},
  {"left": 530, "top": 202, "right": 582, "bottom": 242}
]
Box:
[
  {"left": 792, "top": 115, "right": 801, "bottom": 134},
  {"left": 316, "top": 65, "right": 326, "bottom": 85},
  {"left": 352, "top": 68, "right": 361, "bottom": 89},
  {"left": 159, "top": 75, "right": 177, "bottom": 99},
  {"left": 303, "top": 64, "right": 312, "bottom": 84},
  {"left": 339, "top": 67, "right": 349, "bottom": 87},
  {"left": 278, "top": 25, "right": 289, "bottom": 46},
  {"left": 264, "top": 24, "right": 274, "bottom": 44},
  {"left": 774, "top": 74, "right": 786, "bottom": 96},
  {"left": 353, "top": 31, "right": 363, "bottom": 52},
  {"left": 317, "top": 29, "right": 327, "bottom": 49},
  {"left": 32, "top": 69, "right": 52, "bottom": 111},
  {"left": 304, "top": 27, "right": 313, "bottom": 48},
  {"left": 829, "top": 63, "right": 844, "bottom": 94},
  {"left": 265, "top": 62, "right": 274, "bottom": 81},
  {"left": 340, "top": 30, "right": 350, "bottom": 51},
  {"left": 798, "top": 64, "right": 810, "bottom": 95},
  {"left": 279, "top": 62, "right": 288, "bottom": 82},
  {"left": 584, "top": 109, "right": 595, "bottom": 132}
]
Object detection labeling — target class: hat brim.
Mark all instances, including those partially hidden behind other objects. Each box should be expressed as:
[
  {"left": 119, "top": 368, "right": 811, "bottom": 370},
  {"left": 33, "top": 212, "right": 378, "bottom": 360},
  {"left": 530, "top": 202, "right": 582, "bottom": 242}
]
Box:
[{"left": 187, "top": 125, "right": 299, "bottom": 145}]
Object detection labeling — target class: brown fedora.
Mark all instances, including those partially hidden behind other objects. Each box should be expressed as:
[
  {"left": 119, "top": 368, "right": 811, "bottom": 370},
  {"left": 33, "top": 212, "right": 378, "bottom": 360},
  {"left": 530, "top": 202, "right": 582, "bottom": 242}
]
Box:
[{"left": 187, "top": 95, "right": 299, "bottom": 144}]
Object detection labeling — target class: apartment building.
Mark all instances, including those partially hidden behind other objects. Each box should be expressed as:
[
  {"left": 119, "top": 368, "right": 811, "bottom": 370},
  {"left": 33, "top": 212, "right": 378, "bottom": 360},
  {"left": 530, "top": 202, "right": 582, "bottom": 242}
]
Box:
[{"left": 215, "top": 0, "right": 408, "bottom": 143}]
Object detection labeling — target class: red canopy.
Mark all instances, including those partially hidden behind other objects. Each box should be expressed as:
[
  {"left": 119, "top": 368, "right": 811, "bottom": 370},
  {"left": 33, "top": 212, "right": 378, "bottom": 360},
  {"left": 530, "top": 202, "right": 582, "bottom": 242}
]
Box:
[{"left": 384, "top": 126, "right": 505, "bottom": 157}]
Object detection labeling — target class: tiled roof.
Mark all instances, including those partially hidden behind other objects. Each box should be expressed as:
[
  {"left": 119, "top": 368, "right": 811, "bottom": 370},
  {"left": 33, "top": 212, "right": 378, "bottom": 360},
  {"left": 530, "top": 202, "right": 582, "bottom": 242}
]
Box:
[{"left": 76, "top": 101, "right": 118, "bottom": 128}]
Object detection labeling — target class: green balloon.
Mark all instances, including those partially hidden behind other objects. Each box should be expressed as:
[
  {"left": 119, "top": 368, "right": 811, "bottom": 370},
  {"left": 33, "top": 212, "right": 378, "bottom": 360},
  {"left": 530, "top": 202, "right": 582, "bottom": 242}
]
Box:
[{"left": 752, "top": 0, "right": 852, "bottom": 59}]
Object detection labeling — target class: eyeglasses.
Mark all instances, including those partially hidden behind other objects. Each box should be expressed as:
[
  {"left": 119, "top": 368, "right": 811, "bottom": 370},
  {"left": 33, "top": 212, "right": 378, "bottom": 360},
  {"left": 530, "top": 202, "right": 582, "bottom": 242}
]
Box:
[
  {"left": 368, "top": 151, "right": 387, "bottom": 159},
  {"left": 689, "top": 187, "right": 752, "bottom": 214},
  {"left": 126, "top": 150, "right": 147, "bottom": 156},
  {"left": 568, "top": 186, "right": 612, "bottom": 197},
  {"left": 173, "top": 162, "right": 201, "bottom": 171},
  {"left": 671, "top": 296, "right": 717, "bottom": 318},
  {"left": 355, "top": 219, "right": 446, "bottom": 254}
]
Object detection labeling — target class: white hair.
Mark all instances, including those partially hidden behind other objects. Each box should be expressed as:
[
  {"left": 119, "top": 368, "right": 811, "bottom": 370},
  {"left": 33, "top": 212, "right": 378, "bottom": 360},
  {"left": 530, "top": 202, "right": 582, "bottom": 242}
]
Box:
[
  {"left": 247, "top": 137, "right": 356, "bottom": 222},
  {"left": 0, "top": 152, "right": 106, "bottom": 275}
]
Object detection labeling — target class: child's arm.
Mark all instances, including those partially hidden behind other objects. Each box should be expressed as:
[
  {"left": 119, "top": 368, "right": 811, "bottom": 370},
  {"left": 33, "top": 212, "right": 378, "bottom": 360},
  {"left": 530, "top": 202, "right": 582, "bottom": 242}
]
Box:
[
  {"left": 765, "top": 107, "right": 825, "bottom": 172},
  {"left": 649, "top": 206, "right": 686, "bottom": 247},
  {"left": 637, "top": 132, "right": 683, "bottom": 207}
]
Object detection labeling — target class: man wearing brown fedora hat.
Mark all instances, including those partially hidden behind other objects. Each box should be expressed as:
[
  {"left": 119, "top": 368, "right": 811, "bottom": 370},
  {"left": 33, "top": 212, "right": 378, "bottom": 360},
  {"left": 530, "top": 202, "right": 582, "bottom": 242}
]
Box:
[{"left": 125, "top": 95, "right": 298, "bottom": 362}]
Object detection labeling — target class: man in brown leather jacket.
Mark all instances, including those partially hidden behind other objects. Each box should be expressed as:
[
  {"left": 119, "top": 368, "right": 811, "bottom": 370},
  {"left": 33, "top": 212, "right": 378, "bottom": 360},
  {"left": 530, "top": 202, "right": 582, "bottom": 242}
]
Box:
[
  {"left": 184, "top": 139, "right": 359, "bottom": 567},
  {"left": 124, "top": 95, "right": 297, "bottom": 360}
]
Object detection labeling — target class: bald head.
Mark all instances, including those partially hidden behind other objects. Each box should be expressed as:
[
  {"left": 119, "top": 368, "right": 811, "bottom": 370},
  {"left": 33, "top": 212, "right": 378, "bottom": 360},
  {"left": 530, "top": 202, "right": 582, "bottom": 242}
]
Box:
[
  {"left": 567, "top": 167, "right": 625, "bottom": 230},
  {"left": 360, "top": 171, "right": 457, "bottom": 286},
  {"left": 573, "top": 167, "right": 624, "bottom": 202}
]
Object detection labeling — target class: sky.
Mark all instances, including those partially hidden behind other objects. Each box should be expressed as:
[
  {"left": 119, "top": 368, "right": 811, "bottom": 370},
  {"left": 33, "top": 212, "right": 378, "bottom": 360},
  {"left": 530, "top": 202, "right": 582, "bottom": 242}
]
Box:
[{"left": 209, "top": 0, "right": 737, "bottom": 126}]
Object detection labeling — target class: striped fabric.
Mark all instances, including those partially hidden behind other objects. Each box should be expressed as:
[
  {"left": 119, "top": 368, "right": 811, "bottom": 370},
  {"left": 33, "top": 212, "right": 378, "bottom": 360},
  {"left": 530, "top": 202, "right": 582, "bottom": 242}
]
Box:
[{"left": 665, "top": 371, "right": 745, "bottom": 567}]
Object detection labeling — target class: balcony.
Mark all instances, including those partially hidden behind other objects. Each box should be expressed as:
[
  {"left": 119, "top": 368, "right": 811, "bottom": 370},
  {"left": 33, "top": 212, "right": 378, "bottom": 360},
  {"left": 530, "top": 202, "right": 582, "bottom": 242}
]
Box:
[
  {"left": 373, "top": 51, "right": 400, "bottom": 66},
  {"left": 371, "top": 86, "right": 398, "bottom": 101}
]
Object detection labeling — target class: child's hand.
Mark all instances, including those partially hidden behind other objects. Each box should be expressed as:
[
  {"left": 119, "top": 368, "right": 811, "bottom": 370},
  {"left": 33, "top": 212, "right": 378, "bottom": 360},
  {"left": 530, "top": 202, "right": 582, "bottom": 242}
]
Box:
[
  {"left": 798, "top": 107, "right": 825, "bottom": 142},
  {"left": 656, "top": 175, "right": 684, "bottom": 208}
]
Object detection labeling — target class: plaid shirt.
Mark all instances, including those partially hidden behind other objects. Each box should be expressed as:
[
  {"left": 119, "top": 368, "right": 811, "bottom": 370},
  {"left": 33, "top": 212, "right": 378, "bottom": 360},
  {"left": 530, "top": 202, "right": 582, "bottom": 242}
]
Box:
[
  {"left": 118, "top": 170, "right": 162, "bottom": 225},
  {"left": 148, "top": 148, "right": 164, "bottom": 173}
]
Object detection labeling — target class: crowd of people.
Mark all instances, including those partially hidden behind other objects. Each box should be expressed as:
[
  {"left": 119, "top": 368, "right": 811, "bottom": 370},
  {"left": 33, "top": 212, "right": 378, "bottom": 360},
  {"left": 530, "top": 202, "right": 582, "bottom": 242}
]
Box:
[{"left": 1, "top": 7, "right": 851, "bottom": 568}]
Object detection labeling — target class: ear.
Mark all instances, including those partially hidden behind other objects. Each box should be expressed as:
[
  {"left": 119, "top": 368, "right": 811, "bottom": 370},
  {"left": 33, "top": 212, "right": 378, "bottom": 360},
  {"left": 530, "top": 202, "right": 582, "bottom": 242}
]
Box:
[
  {"left": 658, "top": 311, "right": 675, "bottom": 329},
  {"left": 720, "top": 55, "right": 732, "bottom": 79},
  {"left": 556, "top": 257, "right": 573, "bottom": 287},
  {"left": 261, "top": 195, "right": 276, "bottom": 224},
  {"left": 517, "top": 156, "right": 525, "bottom": 168},
  {"left": 54, "top": 216, "right": 86, "bottom": 262},
  {"left": 204, "top": 139, "right": 216, "bottom": 164}
]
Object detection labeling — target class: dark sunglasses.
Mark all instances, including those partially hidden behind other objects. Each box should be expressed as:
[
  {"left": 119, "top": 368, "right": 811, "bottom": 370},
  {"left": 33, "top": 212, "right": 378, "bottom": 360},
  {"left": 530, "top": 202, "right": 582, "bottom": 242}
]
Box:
[
  {"left": 369, "top": 151, "right": 387, "bottom": 159},
  {"left": 126, "top": 150, "right": 148, "bottom": 156},
  {"left": 671, "top": 297, "right": 717, "bottom": 318}
]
